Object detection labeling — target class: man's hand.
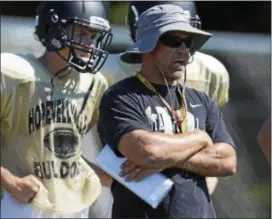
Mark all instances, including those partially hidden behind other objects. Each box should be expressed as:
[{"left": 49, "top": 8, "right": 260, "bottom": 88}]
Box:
[
  {"left": 6, "top": 175, "right": 40, "bottom": 202},
  {"left": 1, "top": 167, "right": 40, "bottom": 203},
  {"left": 119, "top": 159, "right": 165, "bottom": 182}
]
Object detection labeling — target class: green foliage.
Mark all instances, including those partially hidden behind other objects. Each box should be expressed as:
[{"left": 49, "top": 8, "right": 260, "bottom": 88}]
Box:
[
  {"left": 109, "top": 2, "right": 130, "bottom": 25},
  {"left": 248, "top": 179, "right": 271, "bottom": 209}
]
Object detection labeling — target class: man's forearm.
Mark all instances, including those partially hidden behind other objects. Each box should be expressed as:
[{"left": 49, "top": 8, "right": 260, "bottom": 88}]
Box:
[
  {"left": 177, "top": 143, "right": 237, "bottom": 177},
  {"left": 119, "top": 130, "right": 213, "bottom": 169}
]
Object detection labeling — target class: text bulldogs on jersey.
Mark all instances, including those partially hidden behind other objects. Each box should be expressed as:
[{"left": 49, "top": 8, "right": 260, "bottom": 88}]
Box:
[{"left": 33, "top": 160, "right": 80, "bottom": 179}]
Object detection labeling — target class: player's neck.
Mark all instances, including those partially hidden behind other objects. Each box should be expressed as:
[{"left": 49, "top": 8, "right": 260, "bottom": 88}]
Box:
[
  {"left": 141, "top": 64, "right": 177, "bottom": 86},
  {"left": 39, "top": 52, "right": 70, "bottom": 77}
]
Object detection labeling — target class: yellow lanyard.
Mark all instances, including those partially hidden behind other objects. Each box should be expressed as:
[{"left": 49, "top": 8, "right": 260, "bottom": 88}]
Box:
[{"left": 136, "top": 71, "right": 187, "bottom": 133}]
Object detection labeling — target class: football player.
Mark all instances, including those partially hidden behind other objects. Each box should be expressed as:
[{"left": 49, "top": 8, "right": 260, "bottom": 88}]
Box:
[{"left": 0, "top": 1, "right": 112, "bottom": 218}]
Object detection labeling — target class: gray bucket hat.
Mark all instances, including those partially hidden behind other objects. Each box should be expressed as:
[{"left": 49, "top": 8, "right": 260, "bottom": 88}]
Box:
[{"left": 121, "top": 4, "right": 212, "bottom": 64}]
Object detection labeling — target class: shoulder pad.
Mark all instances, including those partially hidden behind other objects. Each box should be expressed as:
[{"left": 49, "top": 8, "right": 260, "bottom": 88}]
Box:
[
  {"left": 1, "top": 53, "right": 36, "bottom": 83},
  {"left": 193, "top": 52, "right": 228, "bottom": 76}
]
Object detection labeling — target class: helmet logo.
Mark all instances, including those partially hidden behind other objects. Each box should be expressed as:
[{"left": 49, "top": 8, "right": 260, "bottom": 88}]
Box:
[{"left": 51, "top": 14, "right": 59, "bottom": 23}]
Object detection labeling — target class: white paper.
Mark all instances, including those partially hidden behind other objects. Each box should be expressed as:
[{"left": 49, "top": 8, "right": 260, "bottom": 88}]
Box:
[{"left": 95, "top": 145, "right": 174, "bottom": 208}]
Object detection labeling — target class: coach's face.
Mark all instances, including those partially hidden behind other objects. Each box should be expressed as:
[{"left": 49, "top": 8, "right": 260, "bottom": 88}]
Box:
[{"left": 151, "top": 31, "right": 192, "bottom": 82}]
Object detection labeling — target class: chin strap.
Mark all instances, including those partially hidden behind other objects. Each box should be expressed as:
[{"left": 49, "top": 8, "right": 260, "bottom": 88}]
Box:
[{"left": 50, "top": 49, "right": 72, "bottom": 99}]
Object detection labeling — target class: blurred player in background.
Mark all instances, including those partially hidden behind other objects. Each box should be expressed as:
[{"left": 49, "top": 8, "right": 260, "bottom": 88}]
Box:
[
  {"left": 0, "top": 1, "right": 112, "bottom": 218},
  {"left": 84, "top": 1, "right": 231, "bottom": 218},
  {"left": 107, "top": 1, "right": 230, "bottom": 106}
]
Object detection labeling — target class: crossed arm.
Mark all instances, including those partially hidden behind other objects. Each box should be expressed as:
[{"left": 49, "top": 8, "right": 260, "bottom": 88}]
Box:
[
  {"left": 178, "top": 142, "right": 237, "bottom": 177},
  {"left": 118, "top": 129, "right": 237, "bottom": 180}
]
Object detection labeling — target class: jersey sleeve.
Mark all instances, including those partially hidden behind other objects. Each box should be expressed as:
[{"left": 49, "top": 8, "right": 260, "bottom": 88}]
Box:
[
  {"left": 217, "top": 74, "right": 230, "bottom": 106},
  {"left": 97, "top": 88, "right": 151, "bottom": 155},
  {"left": 88, "top": 72, "right": 109, "bottom": 130},
  {"left": 204, "top": 94, "right": 235, "bottom": 148},
  {"left": 192, "top": 52, "right": 230, "bottom": 106},
  {"left": 207, "top": 57, "right": 230, "bottom": 106},
  {"left": 0, "top": 53, "right": 36, "bottom": 136}
]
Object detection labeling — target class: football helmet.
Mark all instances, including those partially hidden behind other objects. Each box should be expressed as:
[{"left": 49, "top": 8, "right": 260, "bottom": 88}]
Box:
[
  {"left": 35, "top": 1, "right": 113, "bottom": 74},
  {"left": 127, "top": 1, "right": 201, "bottom": 42}
]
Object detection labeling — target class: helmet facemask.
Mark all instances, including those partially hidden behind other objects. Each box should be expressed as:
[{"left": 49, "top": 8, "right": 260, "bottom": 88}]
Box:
[{"left": 65, "top": 17, "right": 113, "bottom": 74}]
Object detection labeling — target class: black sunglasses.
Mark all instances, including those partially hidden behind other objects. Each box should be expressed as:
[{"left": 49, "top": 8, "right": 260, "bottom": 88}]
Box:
[{"left": 160, "top": 35, "right": 193, "bottom": 49}]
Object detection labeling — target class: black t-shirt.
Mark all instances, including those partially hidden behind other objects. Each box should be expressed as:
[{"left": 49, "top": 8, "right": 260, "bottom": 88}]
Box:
[{"left": 98, "top": 76, "right": 235, "bottom": 219}]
